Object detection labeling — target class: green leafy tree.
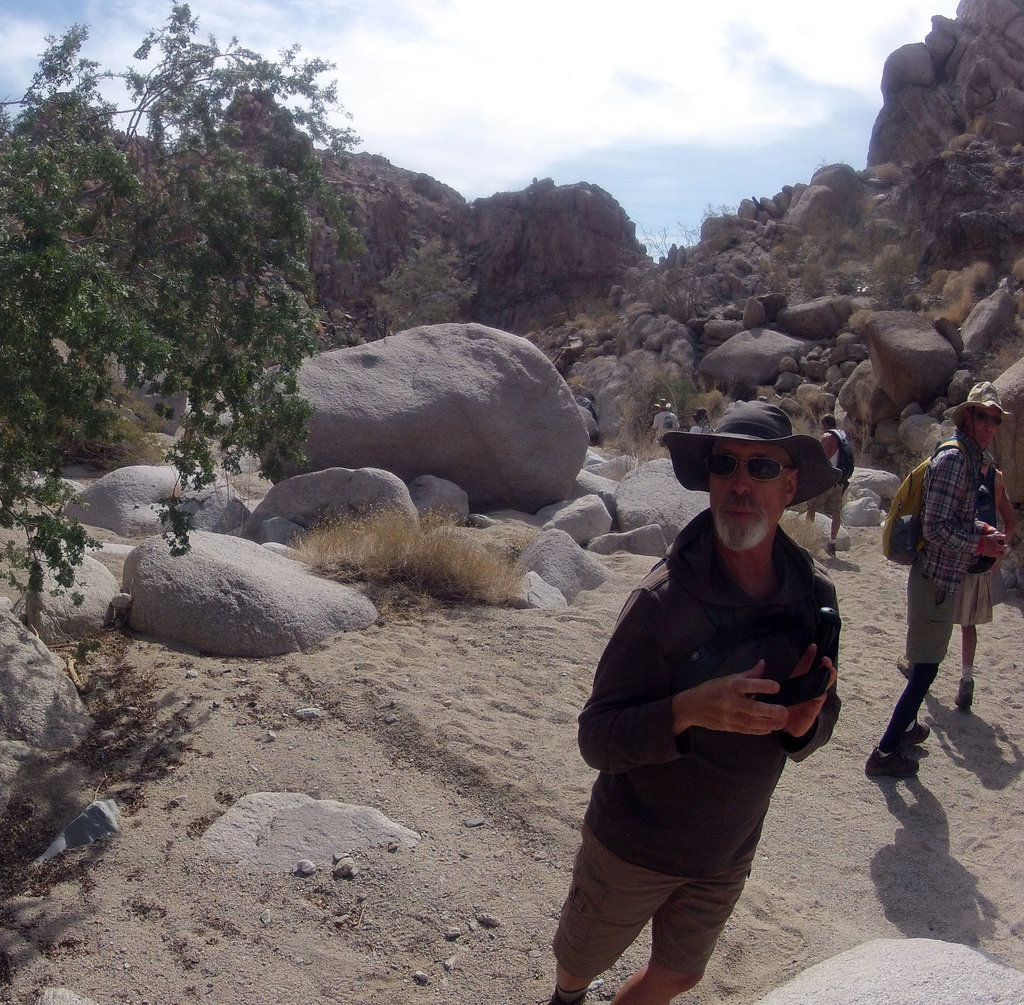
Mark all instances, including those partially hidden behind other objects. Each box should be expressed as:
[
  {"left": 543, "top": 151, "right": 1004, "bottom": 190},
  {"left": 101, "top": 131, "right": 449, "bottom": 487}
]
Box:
[
  {"left": 0, "top": 4, "right": 361, "bottom": 593},
  {"left": 374, "top": 239, "right": 476, "bottom": 334}
]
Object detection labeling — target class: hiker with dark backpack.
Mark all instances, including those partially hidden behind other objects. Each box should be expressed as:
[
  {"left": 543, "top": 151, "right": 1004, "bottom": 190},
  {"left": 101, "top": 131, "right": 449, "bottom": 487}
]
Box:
[
  {"left": 805, "top": 415, "right": 854, "bottom": 556},
  {"left": 866, "top": 383, "right": 1010, "bottom": 779},
  {"left": 951, "top": 452, "right": 1016, "bottom": 711}
]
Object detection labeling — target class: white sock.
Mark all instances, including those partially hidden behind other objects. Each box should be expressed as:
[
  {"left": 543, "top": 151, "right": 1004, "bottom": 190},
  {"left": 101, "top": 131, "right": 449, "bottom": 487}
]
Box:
[{"left": 962, "top": 666, "right": 975, "bottom": 683}]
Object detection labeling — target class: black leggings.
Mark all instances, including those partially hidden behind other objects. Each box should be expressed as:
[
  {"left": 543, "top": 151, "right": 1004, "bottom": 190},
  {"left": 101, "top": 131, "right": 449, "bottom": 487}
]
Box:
[{"left": 879, "top": 662, "right": 939, "bottom": 753}]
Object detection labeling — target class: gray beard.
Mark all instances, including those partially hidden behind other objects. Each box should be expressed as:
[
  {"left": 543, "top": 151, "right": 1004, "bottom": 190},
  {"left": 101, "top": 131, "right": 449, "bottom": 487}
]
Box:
[{"left": 712, "top": 510, "right": 773, "bottom": 552}]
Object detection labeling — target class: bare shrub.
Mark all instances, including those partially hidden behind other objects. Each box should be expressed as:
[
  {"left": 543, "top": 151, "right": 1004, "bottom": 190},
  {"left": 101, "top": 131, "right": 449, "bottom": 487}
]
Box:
[
  {"left": 848, "top": 309, "right": 873, "bottom": 334},
  {"left": 296, "top": 508, "right": 523, "bottom": 610},
  {"left": 937, "top": 261, "right": 993, "bottom": 324},
  {"left": 871, "top": 162, "right": 903, "bottom": 186},
  {"left": 871, "top": 245, "right": 918, "bottom": 308},
  {"left": 608, "top": 364, "right": 696, "bottom": 459},
  {"left": 991, "top": 319, "right": 1024, "bottom": 375}
]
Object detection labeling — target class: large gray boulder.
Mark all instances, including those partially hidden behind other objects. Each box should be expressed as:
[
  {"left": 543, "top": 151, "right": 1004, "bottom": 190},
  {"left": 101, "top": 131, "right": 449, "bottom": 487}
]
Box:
[
  {"left": 295, "top": 324, "right": 589, "bottom": 511},
  {"left": 245, "top": 467, "right": 417, "bottom": 540},
  {"left": 588, "top": 524, "right": 667, "bottom": 558},
  {"left": 65, "top": 464, "right": 180, "bottom": 536},
  {"left": 994, "top": 358, "right": 1024, "bottom": 503},
  {"left": 863, "top": 312, "right": 960, "bottom": 412},
  {"left": 849, "top": 467, "right": 903, "bottom": 506},
  {"left": 614, "top": 459, "right": 707, "bottom": 542},
  {"left": 516, "top": 529, "right": 609, "bottom": 602},
  {"left": 407, "top": 474, "right": 470, "bottom": 519},
  {"left": 755, "top": 938, "right": 1024, "bottom": 1004},
  {"left": 0, "top": 612, "right": 92, "bottom": 749},
  {"left": 961, "top": 280, "right": 1016, "bottom": 360},
  {"left": 19, "top": 555, "right": 119, "bottom": 644},
  {"left": 122, "top": 532, "right": 378, "bottom": 657},
  {"left": 537, "top": 495, "right": 613, "bottom": 546},
  {"left": 65, "top": 466, "right": 248, "bottom": 537},
  {"left": 697, "top": 328, "right": 815, "bottom": 394},
  {"left": 776, "top": 295, "right": 853, "bottom": 340}
]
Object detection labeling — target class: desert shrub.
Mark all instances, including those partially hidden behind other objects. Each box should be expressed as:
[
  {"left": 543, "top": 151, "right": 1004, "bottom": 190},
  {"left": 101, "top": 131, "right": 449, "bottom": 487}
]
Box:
[
  {"left": 374, "top": 239, "right": 477, "bottom": 333},
  {"left": 848, "top": 309, "right": 873, "bottom": 334},
  {"left": 871, "top": 162, "right": 903, "bottom": 186},
  {"left": 871, "top": 244, "right": 918, "bottom": 308},
  {"left": 946, "top": 132, "right": 976, "bottom": 153},
  {"left": 59, "top": 410, "right": 165, "bottom": 469},
  {"left": 607, "top": 363, "right": 697, "bottom": 457},
  {"left": 935, "top": 261, "right": 993, "bottom": 323},
  {"left": 658, "top": 273, "right": 702, "bottom": 323},
  {"left": 801, "top": 259, "right": 826, "bottom": 298},
  {"left": 990, "top": 317, "right": 1024, "bottom": 375},
  {"left": 691, "top": 388, "right": 726, "bottom": 424},
  {"left": 295, "top": 508, "right": 523, "bottom": 610}
]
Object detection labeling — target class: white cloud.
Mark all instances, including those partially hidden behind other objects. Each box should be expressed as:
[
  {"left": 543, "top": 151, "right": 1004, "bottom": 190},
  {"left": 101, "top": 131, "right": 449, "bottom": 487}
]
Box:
[{"left": 0, "top": 0, "right": 961, "bottom": 227}]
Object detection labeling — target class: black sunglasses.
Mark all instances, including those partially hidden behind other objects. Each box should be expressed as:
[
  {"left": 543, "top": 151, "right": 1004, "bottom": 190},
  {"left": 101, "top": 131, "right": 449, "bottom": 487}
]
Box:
[
  {"left": 705, "top": 454, "right": 792, "bottom": 481},
  {"left": 970, "top": 410, "right": 1002, "bottom": 427}
]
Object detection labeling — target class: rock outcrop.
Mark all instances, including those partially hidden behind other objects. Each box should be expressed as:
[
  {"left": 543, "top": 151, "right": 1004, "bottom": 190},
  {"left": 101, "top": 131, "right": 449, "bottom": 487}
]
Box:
[
  {"left": 312, "top": 154, "right": 647, "bottom": 338},
  {"left": 294, "top": 324, "right": 590, "bottom": 512},
  {"left": 869, "top": 0, "right": 1024, "bottom": 168}
]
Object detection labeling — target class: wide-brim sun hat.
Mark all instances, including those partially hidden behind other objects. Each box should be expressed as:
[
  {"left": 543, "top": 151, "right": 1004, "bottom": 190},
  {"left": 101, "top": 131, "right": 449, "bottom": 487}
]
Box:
[
  {"left": 952, "top": 381, "right": 1011, "bottom": 425},
  {"left": 662, "top": 400, "right": 841, "bottom": 505}
]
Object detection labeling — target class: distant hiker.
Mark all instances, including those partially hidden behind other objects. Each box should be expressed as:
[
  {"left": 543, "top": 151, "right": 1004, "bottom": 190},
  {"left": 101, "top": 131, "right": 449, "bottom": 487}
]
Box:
[
  {"left": 689, "top": 407, "right": 711, "bottom": 434},
  {"left": 952, "top": 452, "right": 1015, "bottom": 711},
  {"left": 650, "top": 398, "right": 679, "bottom": 443},
  {"left": 805, "top": 415, "right": 853, "bottom": 557}
]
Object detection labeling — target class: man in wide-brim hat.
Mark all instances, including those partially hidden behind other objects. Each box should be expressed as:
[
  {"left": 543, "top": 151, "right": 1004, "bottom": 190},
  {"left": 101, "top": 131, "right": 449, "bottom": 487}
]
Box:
[
  {"left": 549, "top": 400, "right": 842, "bottom": 1005},
  {"left": 866, "top": 381, "right": 1011, "bottom": 779}
]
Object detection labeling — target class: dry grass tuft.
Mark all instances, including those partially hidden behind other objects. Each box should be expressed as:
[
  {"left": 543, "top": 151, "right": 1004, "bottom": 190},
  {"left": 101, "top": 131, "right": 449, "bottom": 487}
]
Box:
[
  {"left": 295, "top": 508, "right": 524, "bottom": 612},
  {"left": 929, "top": 261, "right": 993, "bottom": 324},
  {"left": 780, "top": 509, "right": 826, "bottom": 557}
]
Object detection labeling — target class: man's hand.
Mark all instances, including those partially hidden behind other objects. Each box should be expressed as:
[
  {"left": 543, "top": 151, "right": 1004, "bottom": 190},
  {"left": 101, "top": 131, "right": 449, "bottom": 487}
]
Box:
[
  {"left": 670, "top": 660, "right": 788, "bottom": 736},
  {"left": 670, "top": 647, "right": 836, "bottom": 738},
  {"left": 979, "top": 526, "right": 1007, "bottom": 559},
  {"left": 780, "top": 644, "right": 837, "bottom": 738}
]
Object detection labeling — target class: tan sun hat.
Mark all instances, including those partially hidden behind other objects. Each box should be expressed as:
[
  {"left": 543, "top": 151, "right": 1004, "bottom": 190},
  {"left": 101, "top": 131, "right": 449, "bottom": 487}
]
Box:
[{"left": 952, "top": 381, "right": 1011, "bottom": 425}]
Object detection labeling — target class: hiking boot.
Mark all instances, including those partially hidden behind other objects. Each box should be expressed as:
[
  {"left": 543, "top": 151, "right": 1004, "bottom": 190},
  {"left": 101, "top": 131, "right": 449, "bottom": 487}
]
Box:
[
  {"left": 903, "top": 722, "right": 930, "bottom": 745},
  {"left": 954, "top": 678, "right": 975, "bottom": 711},
  {"left": 865, "top": 746, "right": 918, "bottom": 778},
  {"left": 826, "top": 541, "right": 836, "bottom": 557}
]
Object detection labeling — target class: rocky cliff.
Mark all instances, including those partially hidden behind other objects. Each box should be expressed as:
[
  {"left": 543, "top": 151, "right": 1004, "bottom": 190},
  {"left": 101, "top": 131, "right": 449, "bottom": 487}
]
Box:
[
  {"left": 869, "top": 0, "right": 1024, "bottom": 167},
  {"left": 310, "top": 153, "right": 648, "bottom": 339}
]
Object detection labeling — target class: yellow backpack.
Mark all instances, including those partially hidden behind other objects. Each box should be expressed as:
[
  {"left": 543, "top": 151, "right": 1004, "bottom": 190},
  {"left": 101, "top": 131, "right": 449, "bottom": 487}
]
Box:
[{"left": 881, "top": 438, "right": 965, "bottom": 564}]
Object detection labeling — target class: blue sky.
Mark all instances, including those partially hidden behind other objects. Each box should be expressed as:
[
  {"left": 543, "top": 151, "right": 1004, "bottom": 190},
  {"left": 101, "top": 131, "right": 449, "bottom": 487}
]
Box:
[{"left": 1, "top": 0, "right": 961, "bottom": 250}]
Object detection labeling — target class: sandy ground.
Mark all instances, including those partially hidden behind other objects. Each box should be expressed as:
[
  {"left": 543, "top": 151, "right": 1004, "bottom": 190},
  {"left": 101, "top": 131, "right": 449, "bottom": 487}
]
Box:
[{"left": 2, "top": 522, "right": 1024, "bottom": 1005}]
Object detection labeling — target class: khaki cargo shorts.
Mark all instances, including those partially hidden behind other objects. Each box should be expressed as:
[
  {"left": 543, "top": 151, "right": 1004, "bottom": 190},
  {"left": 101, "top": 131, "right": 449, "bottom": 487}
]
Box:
[
  {"left": 906, "top": 561, "right": 956, "bottom": 664},
  {"left": 552, "top": 825, "right": 749, "bottom": 979}
]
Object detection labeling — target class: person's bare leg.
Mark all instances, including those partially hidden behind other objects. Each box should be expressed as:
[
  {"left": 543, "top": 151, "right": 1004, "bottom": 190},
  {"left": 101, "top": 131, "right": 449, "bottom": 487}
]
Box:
[
  {"left": 961, "top": 624, "right": 978, "bottom": 671},
  {"left": 830, "top": 511, "right": 841, "bottom": 543},
  {"left": 552, "top": 963, "right": 593, "bottom": 1002},
  {"left": 610, "top": 959, "right": 702, "bottom": 1004}
]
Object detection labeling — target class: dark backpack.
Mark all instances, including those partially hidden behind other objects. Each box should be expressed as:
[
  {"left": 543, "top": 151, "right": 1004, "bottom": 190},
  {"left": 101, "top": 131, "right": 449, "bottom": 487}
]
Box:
[
  {"left": 829, "top": 429, "right": 855, "bottom": 484},
  {"left": 967, "top": 467, "right": 999, "bottom": 574}
]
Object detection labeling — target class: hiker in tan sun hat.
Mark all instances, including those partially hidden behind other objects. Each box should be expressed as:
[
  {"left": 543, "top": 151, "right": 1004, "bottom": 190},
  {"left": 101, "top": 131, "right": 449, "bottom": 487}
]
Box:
[{"left": 867, "top": 381, "right": 1010, "bottom": 779}]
